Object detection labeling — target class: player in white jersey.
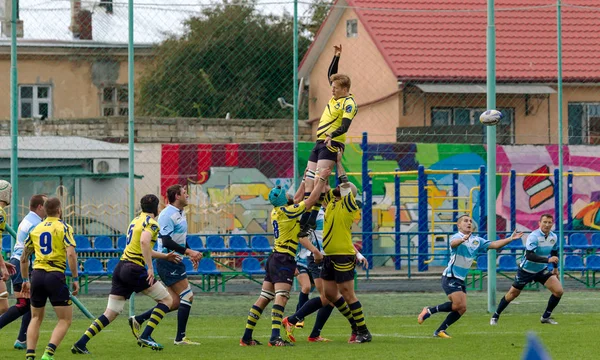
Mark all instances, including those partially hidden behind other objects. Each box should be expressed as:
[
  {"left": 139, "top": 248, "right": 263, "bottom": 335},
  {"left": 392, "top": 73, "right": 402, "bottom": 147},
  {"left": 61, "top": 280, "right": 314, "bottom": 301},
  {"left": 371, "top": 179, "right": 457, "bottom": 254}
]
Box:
[
  {"left": 129, "top": 185, "right": 203, "bottom": 345},
  {"left": 417, "top": 215, "right": 522, "bottom": 338},
  {"left": 491, "top": 214, "right": 562, "bottom": 325}
]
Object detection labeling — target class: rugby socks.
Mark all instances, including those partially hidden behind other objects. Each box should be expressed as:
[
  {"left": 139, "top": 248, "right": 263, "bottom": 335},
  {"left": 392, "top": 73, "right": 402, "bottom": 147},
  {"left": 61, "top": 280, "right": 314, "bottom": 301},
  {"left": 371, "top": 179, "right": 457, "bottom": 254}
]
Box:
[
  {"left": 334, "top": 297, "right": 357, "bottom": 329},
  {"left": 493, "top": 296, "right": 511, "bottom": 319},
  {"left": 176, "top": 302, "right": 192, "bottom": 342},
  {"left": 309, "top": 304, "right": 334, "bottom": 338},
  {"left": 296, "top": 291, "right": 310, "bottom": 312},
  {"left": 76, "top": 315, "right": 110, "bottom": 347},
  {"left": 243, "top": 305, "right": 263, "bottom": 341},
  {"left": 0, "top": 298, "right": 30, "bottom": 329},
  {"left": 349, "top": 301, "right": 367, "bottom": 332},
  {"left": 270, "top": 304, "right": 285, "bottom": 340},
  {"left": 428, "top": 301, "right": 452, "bottom": 315},
  {"left": 18, "top": 310, "right": 32, "bottom": 342},
  {"left": 26, "top": 349, "right": 35, "bottom": 359},
  {"left": 542, "top": 295, "right": 561, "bottom": 319},
  {"left": 134, "top": 308, "right": 154, "bottom": 324},
  {"left": 288, "top": 297, "right": 323, "bottom": 325},
  {"left": 140, "top": 303, "right": 170, "bottom": 339},
  {"left": 437, "top": 311, "right": 462, "bottom": 332},
  {"left": 44, "top": 343, "right": 57, "bottom": 357}
]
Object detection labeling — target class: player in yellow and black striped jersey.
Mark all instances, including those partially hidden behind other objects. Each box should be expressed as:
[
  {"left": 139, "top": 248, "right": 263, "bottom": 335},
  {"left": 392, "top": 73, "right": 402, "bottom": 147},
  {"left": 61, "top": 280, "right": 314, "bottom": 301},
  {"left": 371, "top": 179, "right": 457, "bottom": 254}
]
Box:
[
  {"left": 72, "top": 195, "right": 181, "bottom": 354},
  {"left": 299, "top": 44, "right": 358, "bottom": 236},
  {"left": 239, "top": 168, "right": 331, "bottom": 347},
  {"left": 0, "top": 179, "right": 16, "bottom": 312},
  {"left": 20, "top": 197, "right": 80, "bottom": 360}
]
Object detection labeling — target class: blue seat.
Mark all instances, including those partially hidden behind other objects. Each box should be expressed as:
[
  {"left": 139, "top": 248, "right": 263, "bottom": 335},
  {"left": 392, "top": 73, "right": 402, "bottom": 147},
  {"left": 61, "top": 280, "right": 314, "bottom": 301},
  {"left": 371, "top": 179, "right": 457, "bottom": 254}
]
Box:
[
  {"left": 251, "top": 236, "right": 272, "bottom": 252},
  {"left": 2, "top": 234, "right": 12, "bottom": 252},
  {"left": 591, "top": 234, "right": 600, "bottom": 249},
  {"left": 569, "top": 233, "right": 592, "bottom": 250},
  {"left": 586, "top": 255, "right": 600, "bottom": 271},
  {"left": 564, "top": 255, "right": 585, "bottom": 271},
  {"left": 186, "top": 235, "right": 206, "bottom": 251},
  {"left": 117, "top": 236, "right": 127, "bottom": 250},
  {"left": 94, "top": 236, "right": 116, "bottom": 252},
  {"left": 206, "top": 236, "right": 228, "bottom": 252},
  {"left": 229, "top": 236, "right": 251, "bottom": 252},
  {"left": 74, "top": 235, "right": 94, "bottom": 252},
  {"left": 476, "top": 255, "right": 488, "bottom": 272},
  {"left": 182, "top": 258, "right": 199, "bottom": 275},
  {"left": 506, "top": 238, "right": 525, "bottom": 251},
  {"left": 497, "top": 256, "right": 518, "bottom": 272},
  {"left": 242, "top": 257, "right": 266, "bottom": 275},
  {"left": 107, "top": 258, "right": 120, "bottom": 274},
  {"left": 84, "top": 258, "right": 106, "bottom": 276},
  {"left": 197, "top": 258, "right": 221, "bottom": 275}
]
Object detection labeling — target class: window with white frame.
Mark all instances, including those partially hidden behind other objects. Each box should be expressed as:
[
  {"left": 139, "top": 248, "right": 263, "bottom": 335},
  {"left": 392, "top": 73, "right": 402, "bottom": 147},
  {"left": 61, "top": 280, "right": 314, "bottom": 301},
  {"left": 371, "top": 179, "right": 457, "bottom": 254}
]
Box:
[
  {"left": 346, "top": 19, "right": 358, "bottom": 38},
  {"left": 568, "top": 103, "right": 600, "bottom": 145},
  {"left": 19, "top": 85, "right": 52, "bottom": 119},
  {"left": 101, "top": 85, "right": 128, "bottom": 116}
]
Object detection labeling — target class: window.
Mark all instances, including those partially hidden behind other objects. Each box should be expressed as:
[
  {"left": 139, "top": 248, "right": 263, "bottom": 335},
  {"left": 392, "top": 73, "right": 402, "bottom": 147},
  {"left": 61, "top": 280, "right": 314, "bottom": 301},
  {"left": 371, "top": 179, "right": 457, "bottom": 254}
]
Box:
[
  {"left": 568, "top": 103, "right": 600, "bottom": 145},
  {"left": 19, "top": 85, "right": 52, "bottom": 119},
  {"left": 431, "top": 107, "right": 515, "bottom": 144},
  {"left": 346, "top": 19, "right": 358, "bottom": 38},
  {"left": 101, "top": 85, "right": 128, "bottom": 116}
]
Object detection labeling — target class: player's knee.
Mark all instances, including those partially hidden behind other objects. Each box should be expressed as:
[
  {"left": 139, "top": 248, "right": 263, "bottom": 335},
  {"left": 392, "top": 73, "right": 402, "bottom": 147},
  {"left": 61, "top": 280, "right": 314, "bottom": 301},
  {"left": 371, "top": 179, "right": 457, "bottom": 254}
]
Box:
[
  {"left": 452, "top": 303, "right": 467, "bottom": 314},
  {"left": 553, "top": 288, "right": 564, "bottom": 298},
  {"left": 301, "top": 285, "right": 311, "bottom": 294},
  {"left": 179, "top": 285, "right": 193, "bottom": 307},
  {"left": 107, "top": 297, "right": 126, "bottom": 315},
  {"left": 275, "top": 290, "right": 291, "bottom": 303},
  {"left": 15, "top": 298, "right": 30, "bottom": 315},
  {"left": 259, "top": 289, "right": 275, "bottom": 302}
]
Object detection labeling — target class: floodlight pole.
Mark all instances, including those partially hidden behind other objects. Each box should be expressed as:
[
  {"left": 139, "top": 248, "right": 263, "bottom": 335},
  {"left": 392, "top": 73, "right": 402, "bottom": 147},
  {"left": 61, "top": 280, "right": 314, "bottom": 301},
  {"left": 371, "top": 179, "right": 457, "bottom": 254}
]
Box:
[
  {"left": 293, "top": 0, "right": 299, "bottom": 187},
  {"left": 10, "top": 0, "right": 19, "bottom": 237},
  {"left": 557, "top": 0, "right": 564, "bottom": 284},
  {"left": 486, "top": 0, "right": 498, "bottom": 313},
  {"left": 128, "top": 0, "right": 136, "bottom": 316}
]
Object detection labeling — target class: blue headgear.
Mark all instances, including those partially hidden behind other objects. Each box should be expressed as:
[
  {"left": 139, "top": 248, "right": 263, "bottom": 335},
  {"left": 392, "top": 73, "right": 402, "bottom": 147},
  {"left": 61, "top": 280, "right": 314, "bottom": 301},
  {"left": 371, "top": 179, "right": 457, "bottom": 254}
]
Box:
[{"left": 268, "top": 186, "right": 288, "bottom": 207}]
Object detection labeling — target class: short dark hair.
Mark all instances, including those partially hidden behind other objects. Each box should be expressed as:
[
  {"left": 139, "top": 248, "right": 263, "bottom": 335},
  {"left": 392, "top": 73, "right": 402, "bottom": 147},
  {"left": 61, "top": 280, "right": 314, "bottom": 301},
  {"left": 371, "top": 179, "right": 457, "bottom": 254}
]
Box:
[
  {"left": 44, "top": 197, "right": 61, "bottom": 217},
  {"left": 540, "top": 214, "right": 554, "bottom": 221},
  {"left": 29, "top": 194, "right": 46, "bottom": 211},
  {"left": 140, "top": 194, "right": 160, "bottom": 215},
  {"left": 166, "top": 184, "right": 184, "bottom": 204}
]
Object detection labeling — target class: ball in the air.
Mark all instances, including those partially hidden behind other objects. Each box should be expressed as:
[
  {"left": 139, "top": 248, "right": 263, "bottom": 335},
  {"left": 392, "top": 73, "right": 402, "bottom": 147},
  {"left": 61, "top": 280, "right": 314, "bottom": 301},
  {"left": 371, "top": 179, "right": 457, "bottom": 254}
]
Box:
[{"left": 479, "top": 109, "right": 503, "bottom": 126}]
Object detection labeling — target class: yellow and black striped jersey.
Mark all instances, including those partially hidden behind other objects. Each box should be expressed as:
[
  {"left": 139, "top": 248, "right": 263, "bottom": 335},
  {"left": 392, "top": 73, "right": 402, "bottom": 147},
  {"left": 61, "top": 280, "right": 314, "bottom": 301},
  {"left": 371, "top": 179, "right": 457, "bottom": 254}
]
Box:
[
  {"left": 0, "top": 206, "right": 6, "bottom": 232},
  {"left": 121, "top": 212, "right": 160, "bottom": 267},
  {"left": 316, "top": 95, "right": 358, "bottom": 144},
  {"left": 323, "top": 190, "right": 359, "bottom": 255},
  {"left": 272, "top": 202, "right": 307, "bottom": 257},
  {"left": 25, "top": 217, "right": 76, "bottom": 272}
]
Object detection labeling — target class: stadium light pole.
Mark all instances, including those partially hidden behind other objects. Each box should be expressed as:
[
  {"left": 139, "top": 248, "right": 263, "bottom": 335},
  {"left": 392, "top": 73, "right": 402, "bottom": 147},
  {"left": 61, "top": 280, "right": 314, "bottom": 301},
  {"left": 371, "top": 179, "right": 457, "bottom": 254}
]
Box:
[
  {"left": 128, "top": 0, "right": 136, "bottom": 316},
  {"left": 556, "top": 0, "right": 564, "bottom": 284},
  {"left": 486, "top": 0, "right": 498, "bottom": 313},
  {"left": 293, "top": 0, "right": 299, "bottom": 187},
  {"left": 9, "top": 0, "right": 19, "bottom": 241}
]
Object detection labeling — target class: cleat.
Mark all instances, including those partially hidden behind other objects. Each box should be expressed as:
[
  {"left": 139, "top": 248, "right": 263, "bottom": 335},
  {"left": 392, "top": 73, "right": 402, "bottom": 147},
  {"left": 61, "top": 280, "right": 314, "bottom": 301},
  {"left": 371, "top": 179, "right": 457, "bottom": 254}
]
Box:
[
  {"left": 239, "top": 338, "right": 263, "bottom": 346},
  {"left": 308, "top": 336, "right": 332, "bottom": 342},
  {"left": 128, "top": 316, "right": 141, "bottom": 340},
  {"left": 434, "top": 330, "right": 452, "bottom": 338},
  {"left": 41, "top": 354, "right": 54, "bottom": 360},
  {"left": 295, "top": 320, "right": 305, "bottom": 329},
  {"left": 418, "top": 307, "right": 431, "bottom": 324},
  {"left": 354, "top": 330, "right": 372, "bottom": 343},
  {"left": 490, "top": 317, "right": 498, "bottom": 326},
  {"left": 138, "top": 337, "right": 164, "bottom": 351},
  {"left": 71, "top": 344, "right": 91, "bottom": 354},
  {"left": 348, "top": 330, "right": 358, "bottom": 343},
  {"left": 282, "top": 317, "right": 296, "bottom": 343},
  {"left": 268, "top": 337, "right": 294, "bottom": 347},
  {"left": 14, "top": 340, "right": 27, "bottom": 350},
  {"left": 540, "top": 316, "right": 558, "bottom": 325},
  {"left": 174, "top": 337, "right": 200, "bottom": 345}
]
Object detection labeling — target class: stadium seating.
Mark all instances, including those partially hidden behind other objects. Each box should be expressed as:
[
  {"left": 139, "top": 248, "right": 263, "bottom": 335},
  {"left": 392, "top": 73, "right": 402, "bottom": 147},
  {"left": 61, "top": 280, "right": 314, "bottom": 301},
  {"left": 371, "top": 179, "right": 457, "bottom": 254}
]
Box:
[
  {"left": 197, "top": 258, "right": 224, "bottom": 292},
  {"left": 591, "top": 234, "right": 600, "bottom": 250},
  {"left": 117, "top": 236, "right": 127, "bottom": 251},
  {"left": 84, "top": 258, "right": 106, "bottom": 276},
  {"left": 242, "top": 257, "right": 266, "bottom": 275},
  {"left": 182, "top": 258, "right": 199, "bottom": 275},
  {"left": 94, "top": 236, "right": 117, "bottom": 252},
  {"left": 568, "top": 233, "right": 592, "bottom": 250},
  {"left": 251, "top": 235, "right": 272, "bottom": 252},
  {"left": 74, "top": 235, "right": 94, "bottom": 252},
  {"left": 186, "top": 235, "right": 206, "bottom": 251},
  {"left": 229, "top": 236, "right": 251, "bottom": 252},
  {"left": 564, "top": 255, "right": 585, "bottom": 271},
  {"left": 497, "top": 255, "right": 518, "bottom": 272},
  {"left": 506, "top": 238, "right": 526, "bottom": 251},
  {"left": 107, "top": 258, "right": 120, "bottom": 274},
  {"left": 206, "top": 236, "right": 228, "bottom": 252},
  {"left": 476, "top": 255, "right": 488, "bottom": 272},
  {"left": 585, "top": 255, "right": 600, "bottom": 288}
]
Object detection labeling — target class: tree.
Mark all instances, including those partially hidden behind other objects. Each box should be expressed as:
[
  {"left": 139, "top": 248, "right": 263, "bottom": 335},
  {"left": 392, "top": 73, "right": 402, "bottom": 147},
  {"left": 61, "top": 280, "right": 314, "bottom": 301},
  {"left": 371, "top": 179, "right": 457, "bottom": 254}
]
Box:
[
  {"left": 138, "top": 1, "right": 311, "bottom": 119},
  {"left": 302, "top": 0, "right": 333, "bottom": 39}
]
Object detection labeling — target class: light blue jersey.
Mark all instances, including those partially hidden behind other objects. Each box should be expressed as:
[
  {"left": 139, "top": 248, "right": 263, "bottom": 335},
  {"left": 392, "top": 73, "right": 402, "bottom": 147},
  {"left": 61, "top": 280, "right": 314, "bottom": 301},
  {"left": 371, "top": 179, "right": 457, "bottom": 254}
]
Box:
[
  {"left": 11, "top": 211, "right": 43, "bottom": 261},
  {"left": 157, "top": 204, "right": 187, "bottom": 253},
  {"left": 520, "top": 229, "right": 557, "bottom": 273},
  {"left": 442, "top": 232, "right": 491, "bottom": 281},
  {"left": 296, "top": 209, "right": 324, "bottom": 268}
]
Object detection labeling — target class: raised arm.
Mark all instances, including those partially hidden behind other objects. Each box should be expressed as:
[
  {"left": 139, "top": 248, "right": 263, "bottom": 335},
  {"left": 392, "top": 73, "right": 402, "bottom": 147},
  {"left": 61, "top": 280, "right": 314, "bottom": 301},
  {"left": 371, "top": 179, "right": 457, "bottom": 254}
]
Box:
[
  {"left": 304, "top": 168, "right": 332, "bottom": 210},
  {"left": 487, "top": 231, "right": 524, "bottom": 250},
  {"left": 327, "top": 45, "right": 341, "bottom": 85}
]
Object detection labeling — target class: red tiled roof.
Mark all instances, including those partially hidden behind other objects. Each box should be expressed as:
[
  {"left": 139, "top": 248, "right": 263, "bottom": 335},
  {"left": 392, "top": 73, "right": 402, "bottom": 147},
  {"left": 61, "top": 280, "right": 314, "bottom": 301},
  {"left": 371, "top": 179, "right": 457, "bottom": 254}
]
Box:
[{"left": 315, "top": 0, "right": 600, "bottom": 82}]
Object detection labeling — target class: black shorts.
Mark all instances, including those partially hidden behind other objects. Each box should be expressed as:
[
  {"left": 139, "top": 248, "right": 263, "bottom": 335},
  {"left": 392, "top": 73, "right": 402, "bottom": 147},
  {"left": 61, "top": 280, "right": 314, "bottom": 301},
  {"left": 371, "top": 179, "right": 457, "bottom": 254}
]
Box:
[
  {"left": 297, "top": 256, "right": 323, "bottom": 281},
  {"left": 264, "top": 252, "right": 296, "bottom": 285},
  {"left": 441, "top": 276, "right": 466, "bottom": 295},
  {"left": 30, "top": 270, "right": 71, "bottom": 308},
  {"left": 110, "top": 260, "right": 155, "bottom": 299},
  {"left": 156, "top": 258, "right": 187, "bottom": 287},
  {"left": 512, "top": 268, "right": 554, "bottom": 290},
  {"left": 308, "top": 140, "right": 345, "bottom": 163},
  {"left": 321, "top": 255, "right": 355, "bottom": 284},
  {"left": 10, "top": 258, "right": 24, "bottom": 292}
]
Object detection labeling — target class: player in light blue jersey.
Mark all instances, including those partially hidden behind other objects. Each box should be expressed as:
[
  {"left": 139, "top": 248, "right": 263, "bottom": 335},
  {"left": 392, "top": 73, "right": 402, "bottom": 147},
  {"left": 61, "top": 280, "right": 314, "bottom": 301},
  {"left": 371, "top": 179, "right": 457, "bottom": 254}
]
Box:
[
  {"left": 0, "top": 194, "right": 46, "bottom": 350},
  {"left": 129, "top": 185, "right": 203, "bottom": 345},
  {"left": 417, "top": 215, "right": 523, "bottom": 338},
  {"left": 491, "top": 214, "right": 562, "bottom": 325}
]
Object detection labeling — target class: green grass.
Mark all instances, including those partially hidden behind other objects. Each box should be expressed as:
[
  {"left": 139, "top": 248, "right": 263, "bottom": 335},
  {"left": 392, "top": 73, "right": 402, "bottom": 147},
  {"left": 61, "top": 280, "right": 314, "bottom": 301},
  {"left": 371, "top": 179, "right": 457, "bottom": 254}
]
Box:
[{"left": 0, "top": 291, "right": 598, "bottom": 359}]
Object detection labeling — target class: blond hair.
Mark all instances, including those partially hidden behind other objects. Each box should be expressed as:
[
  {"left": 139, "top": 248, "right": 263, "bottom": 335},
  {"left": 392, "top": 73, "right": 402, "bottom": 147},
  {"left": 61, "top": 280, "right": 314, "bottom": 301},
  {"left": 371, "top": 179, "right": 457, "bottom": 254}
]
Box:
[{"left": 330, "top": 74, "right": 351, "bottom": 90}]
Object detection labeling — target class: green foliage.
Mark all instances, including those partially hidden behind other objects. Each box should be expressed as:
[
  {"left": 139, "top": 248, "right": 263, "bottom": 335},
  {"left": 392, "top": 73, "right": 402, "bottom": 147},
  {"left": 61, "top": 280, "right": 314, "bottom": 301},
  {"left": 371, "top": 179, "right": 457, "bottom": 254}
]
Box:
[{"left": 137, "top": 1, "right": 311, "bottom": 119}]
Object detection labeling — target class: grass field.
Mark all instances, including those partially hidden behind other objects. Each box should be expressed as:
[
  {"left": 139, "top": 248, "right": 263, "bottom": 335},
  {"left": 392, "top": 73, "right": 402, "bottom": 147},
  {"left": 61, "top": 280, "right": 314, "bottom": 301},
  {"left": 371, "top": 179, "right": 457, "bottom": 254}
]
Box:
[{"left": 0, "top": 291, "right": 598, "bottom": 359}]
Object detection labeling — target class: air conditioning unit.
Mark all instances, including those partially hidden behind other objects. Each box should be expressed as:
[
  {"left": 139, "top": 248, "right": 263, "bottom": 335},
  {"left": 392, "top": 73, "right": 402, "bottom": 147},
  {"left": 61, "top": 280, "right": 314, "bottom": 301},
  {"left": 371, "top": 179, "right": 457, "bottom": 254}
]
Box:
[{"left": 92, "top": 158, "right": 119, "bottom": 174}]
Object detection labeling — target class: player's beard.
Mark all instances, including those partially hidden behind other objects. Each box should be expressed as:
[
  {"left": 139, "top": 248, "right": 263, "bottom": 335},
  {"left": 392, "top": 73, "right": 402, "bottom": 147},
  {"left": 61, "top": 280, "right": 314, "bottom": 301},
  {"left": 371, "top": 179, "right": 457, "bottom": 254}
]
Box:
[{"left": 287, "top": 198, "right": 294, "bottom": 206}]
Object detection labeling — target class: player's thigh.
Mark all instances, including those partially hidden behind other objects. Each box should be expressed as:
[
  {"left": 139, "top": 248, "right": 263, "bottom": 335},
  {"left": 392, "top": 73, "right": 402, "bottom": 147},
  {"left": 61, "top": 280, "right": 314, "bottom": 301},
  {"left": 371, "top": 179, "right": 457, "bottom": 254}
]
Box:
[
  {"left": 297, "top": 272, "right": 311, "bottom": 292},
  {"left": 142, "top": 280, "right": 171, "bottom": 303},
  {"left": 505, "top": 286, "right": 522, "bottom": 301},
  {"left": 448, "top": 291, "right": 467, "bottom": 309},
  {"left": 169, "top": 277, "right": 190, "bottom": 295},
  {"left": 337, "top": 280, "right": 357, "bottom": 304},
  {"left": 53, "top": 304, "right": 73, "bottom": 321},
  {"left": 543, "top": 275, "right": 563, "bottom": 296},
  {"left": 322, "top": 279, "right": 339, "bottom": 302},
  {"left": 30, "top": 305, "right": 45, "bottom": 320},
  {"left": 316, "top": 159, "right": 335, "bottom": 172}
]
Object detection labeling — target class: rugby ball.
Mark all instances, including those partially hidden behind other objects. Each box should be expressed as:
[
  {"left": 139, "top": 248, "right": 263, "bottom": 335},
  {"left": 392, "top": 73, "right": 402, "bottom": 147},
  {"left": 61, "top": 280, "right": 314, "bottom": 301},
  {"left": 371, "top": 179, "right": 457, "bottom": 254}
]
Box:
[{"left": 479, "top": 109, "right": 503, "bottom": 126}]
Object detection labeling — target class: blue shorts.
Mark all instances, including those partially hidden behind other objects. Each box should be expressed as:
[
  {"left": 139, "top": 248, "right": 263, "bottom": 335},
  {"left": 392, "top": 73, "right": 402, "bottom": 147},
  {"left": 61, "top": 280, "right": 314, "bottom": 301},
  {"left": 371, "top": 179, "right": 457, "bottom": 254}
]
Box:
[
  {"left": 512, "top": 268, "right": 553, "bottom": 290},
  {"left": 9, "top": 258, "right": 24, "bottom": 292},
  {"left": 156, "top": 258, "right": 187, "bottom": 287},
  {"left": 297, "top": 256, "right": 323, "bottom": 281},
  {"left": 441, "top": 276, "right": 466, "bottom": 295}
]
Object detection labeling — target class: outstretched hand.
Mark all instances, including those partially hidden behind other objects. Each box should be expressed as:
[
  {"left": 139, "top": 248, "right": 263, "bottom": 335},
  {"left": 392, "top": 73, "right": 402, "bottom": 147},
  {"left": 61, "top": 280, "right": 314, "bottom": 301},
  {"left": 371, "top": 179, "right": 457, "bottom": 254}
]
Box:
[
  {"left": 334, "top": 44, "right": 342, "bottom": 57},
  {"left": 510, "top": 231, "right": 524, "bottom": 240}
]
